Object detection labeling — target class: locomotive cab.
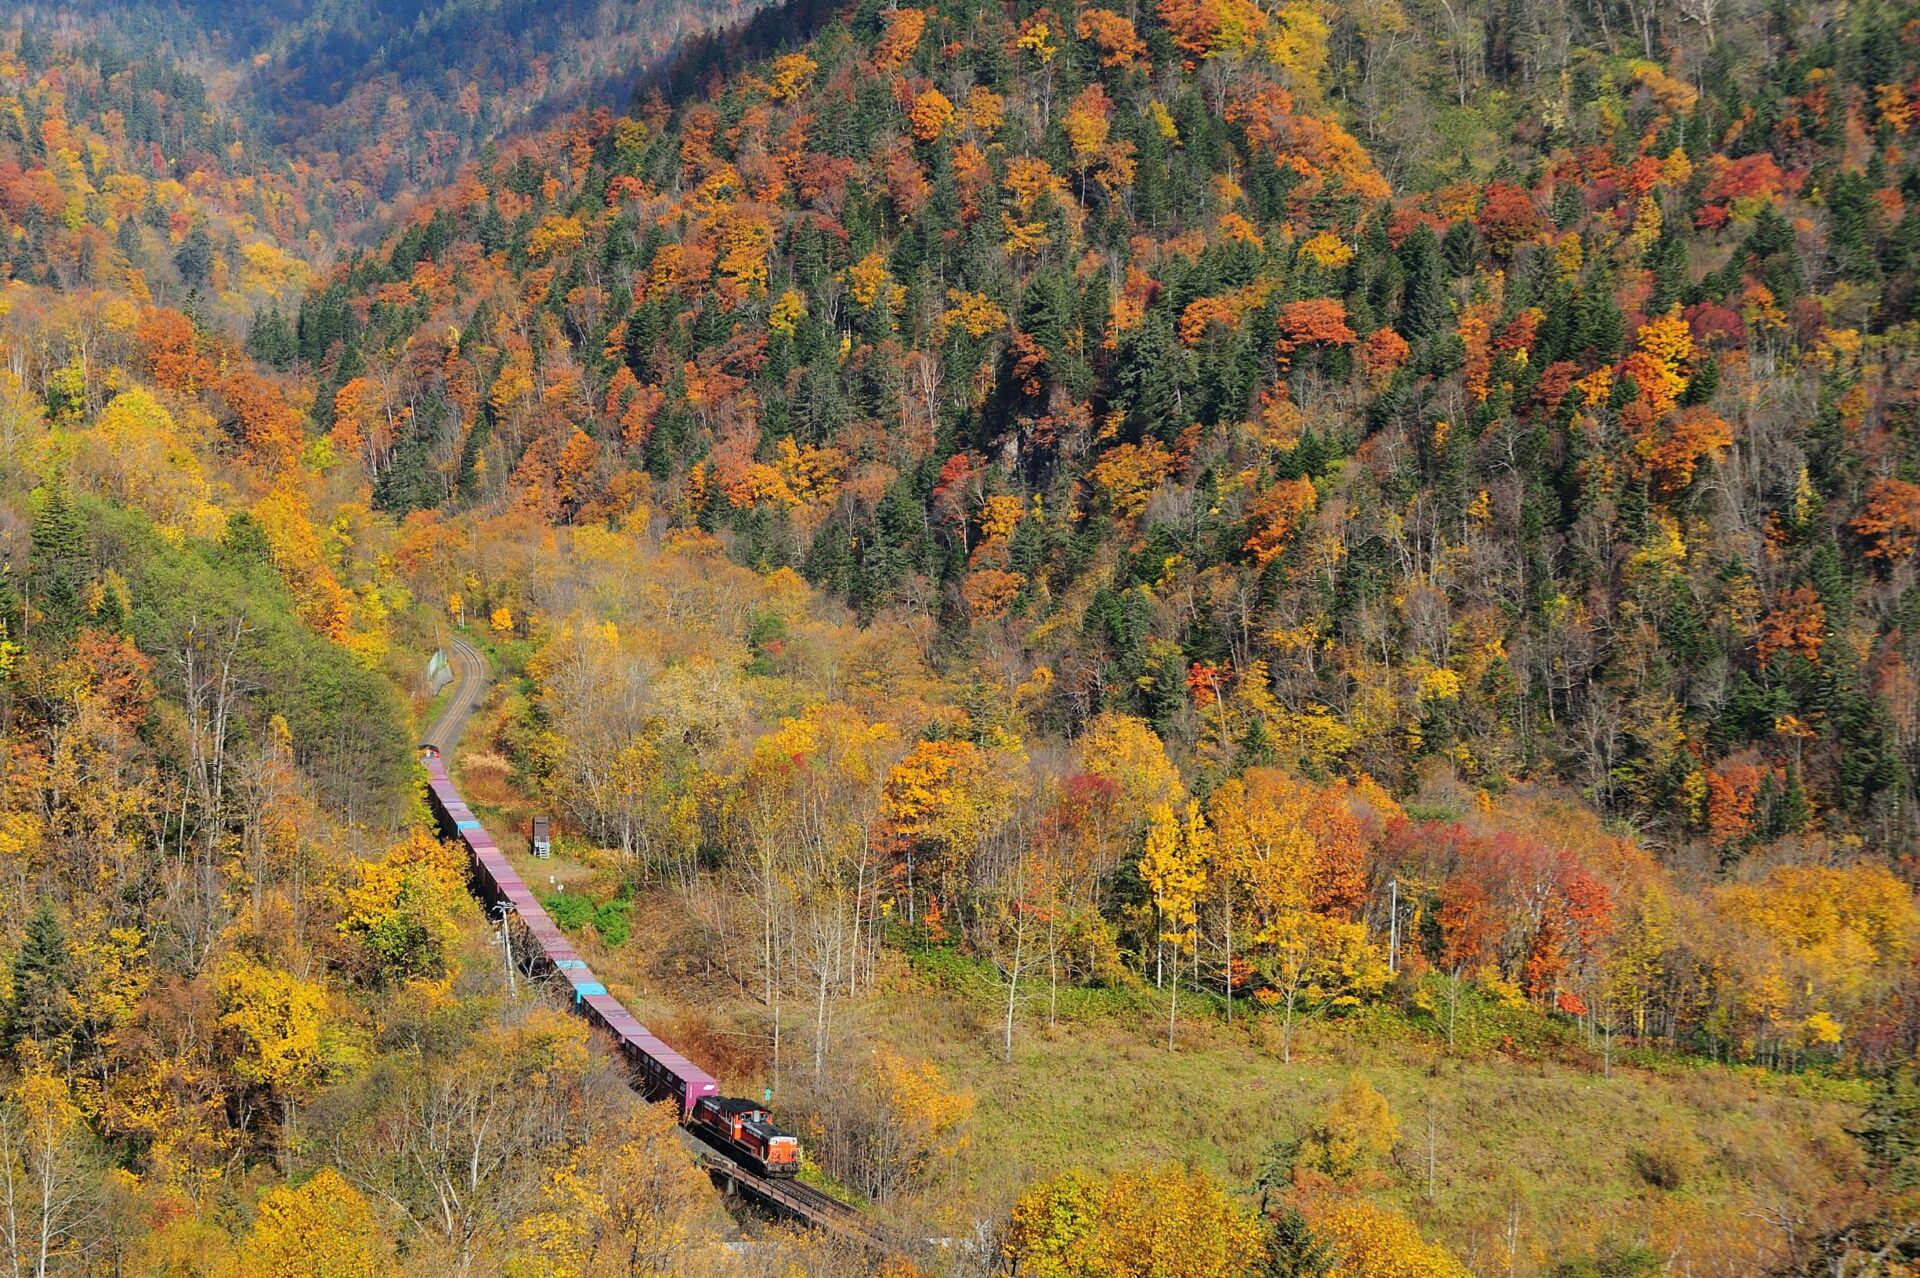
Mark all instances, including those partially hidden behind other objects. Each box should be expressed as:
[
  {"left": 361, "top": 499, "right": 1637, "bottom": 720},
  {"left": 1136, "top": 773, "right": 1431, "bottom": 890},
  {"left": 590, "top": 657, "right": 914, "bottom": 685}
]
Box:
[{"left": 693, "top": 1096, "right": 801, "bottom": 1177}]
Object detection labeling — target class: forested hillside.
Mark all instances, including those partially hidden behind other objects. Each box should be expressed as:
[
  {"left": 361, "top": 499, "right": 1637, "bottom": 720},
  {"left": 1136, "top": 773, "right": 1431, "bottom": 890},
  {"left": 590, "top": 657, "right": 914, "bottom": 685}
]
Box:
[
  {"left": 0, "top": 0, "right": 1915, "bottom": 1272},
  {"left": 296, "top": 0, "right": 1920, "bottom": 853}
]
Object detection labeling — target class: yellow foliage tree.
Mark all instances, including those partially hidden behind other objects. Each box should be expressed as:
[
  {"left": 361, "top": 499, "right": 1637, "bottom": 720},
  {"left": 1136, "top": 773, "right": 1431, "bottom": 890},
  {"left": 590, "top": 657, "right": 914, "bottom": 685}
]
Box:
[
  {"left": 1714, "top": 863, "right": 1917, "bottom": 1055},
  {"left": 1624, "top": 308, "right": 1692, "bottom": 416},
  {"left": 966, "top": 86, "right": 1006, "bottom": 133},
  {"left": 1298, "top": 230, "right": 1354, "bottom": 267},
  {"left": 847, "top": 251, "right": 899, "bottom": 309},
  {"left": 1255, "top": 912, "right": 1389, "bottom": 1063},
  {"left": 765, "top": 52, "right": 818, "bottom": 101},
  {"left": 938, "top": 289, "right": 1008, "bottom": 340},
  {"left": 1005, "top": 1162, "right": 1262, "bottom": 1278},
  {"left": 528, "top": 216, "right": 587, "bottom": 259},
  {"left": 1140, "top": 801, "right": 1210, "bottom": 1048},
  {"left": 1079, "top": 712, "right": 1185, "bottom": 815},
  {"left": 769, "top": 288, "right": 808, "bottom": 337},
  {"left": 909, "top": 88, "right": 955, "bottom": 141},
  {"left": 0, "top": 1066, "right": 96, "bottom": 1278},
  {"left": 1313, "top": 1199, "right": 1471, "bottom": 1278},
  {"left": 1088, "top": 440, "right": 1176, "bottom": 518},
  {"left": 873, "top": 1043, "right": 973, "bottom": 1175},
  {"left": 250, "top": 487, "right": 353, "bottom": 641},
  {"left": 1062, "top": 84, "right": 1113, "bottom": 167},
  {"left": 1293, "top": 1074, "right": 1397, "bottom": 1182},
  {"left": 230, "top": 1168, "right": 390, "bottom": 1278},
  {"left": 881, "top": 737, "right": 1017, "bottom": 896},
  {"left": 337, "top": 827, "right": 470, "bottom": 985},
  {"left": 83, "top": 388, "right": 224, "bottom": 543},
  {"left": 713, "top": 210, "right": 773, "bottom": 301},
  {"left": 509, "top": 1103, "right": 710, "bottom": 1278},
  {"left": 216, "top": 956, "right": 326, "bottom": 1142}
]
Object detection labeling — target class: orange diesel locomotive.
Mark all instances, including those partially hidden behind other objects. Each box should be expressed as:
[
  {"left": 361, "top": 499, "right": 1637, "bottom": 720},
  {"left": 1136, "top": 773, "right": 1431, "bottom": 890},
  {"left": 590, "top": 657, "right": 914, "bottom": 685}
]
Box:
[{"left": 691, "top": 1096, "right": 801, "bottom": 1177}]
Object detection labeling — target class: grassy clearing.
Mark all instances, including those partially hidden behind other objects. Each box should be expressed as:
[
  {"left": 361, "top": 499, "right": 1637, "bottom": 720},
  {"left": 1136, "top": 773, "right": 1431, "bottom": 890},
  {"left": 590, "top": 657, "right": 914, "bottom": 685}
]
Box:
[
  {"left": 864, "top": 955, "right": 1865, "bottom": 1274},
  {"left": 573, "top": 889, "right": 1866, "bottom": 1270}
]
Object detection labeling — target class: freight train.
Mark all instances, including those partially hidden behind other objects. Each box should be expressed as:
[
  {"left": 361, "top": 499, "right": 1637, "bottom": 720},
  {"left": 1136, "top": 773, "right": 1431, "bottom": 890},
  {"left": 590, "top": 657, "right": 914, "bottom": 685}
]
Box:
[{"left": 421, "top": 747, "right": 802, "bottom": 1178}]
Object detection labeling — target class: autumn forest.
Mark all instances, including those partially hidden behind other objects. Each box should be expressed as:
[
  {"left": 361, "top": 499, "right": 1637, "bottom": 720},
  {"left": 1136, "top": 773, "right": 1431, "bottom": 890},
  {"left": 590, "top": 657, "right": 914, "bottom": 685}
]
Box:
[{"left": 0, "top": 0, "right": 1914, "bottom": 1272}]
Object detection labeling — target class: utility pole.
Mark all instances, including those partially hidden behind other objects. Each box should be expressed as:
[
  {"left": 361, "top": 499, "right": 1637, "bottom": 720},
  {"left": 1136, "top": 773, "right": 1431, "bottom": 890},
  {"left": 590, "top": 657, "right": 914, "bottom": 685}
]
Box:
[
  {"left": 1388, "top": 877, "right": 1399, "bottom": 973},
  {"left": 497, "top": 902, "right": 517, "bottom": 996}
]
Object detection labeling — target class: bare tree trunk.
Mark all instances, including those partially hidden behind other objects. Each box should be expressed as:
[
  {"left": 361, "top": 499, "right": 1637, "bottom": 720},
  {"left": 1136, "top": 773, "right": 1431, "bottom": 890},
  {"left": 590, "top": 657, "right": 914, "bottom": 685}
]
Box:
[
  {"left": 1004, "top": 915, "right": 1024, "bottom": 1064},
  {"left": 1047, "top": 915, "right": 1059, "bottom": 1031},
  {"left": 1167, "top": 940, "right": 1180, "bottom": 1052},
  {"left": 1223, "top": 883, "right": 1233, "bottom": 1023},
  {"left": 1283, "top": 991, "right": 1297, "bottom": 1064}
]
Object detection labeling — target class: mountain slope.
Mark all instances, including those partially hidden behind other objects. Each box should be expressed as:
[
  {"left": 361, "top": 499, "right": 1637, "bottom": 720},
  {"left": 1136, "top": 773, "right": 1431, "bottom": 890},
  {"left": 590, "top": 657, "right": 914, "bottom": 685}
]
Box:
[{"left": 293, "top": 0, "right": 1920, "bottom": 851}]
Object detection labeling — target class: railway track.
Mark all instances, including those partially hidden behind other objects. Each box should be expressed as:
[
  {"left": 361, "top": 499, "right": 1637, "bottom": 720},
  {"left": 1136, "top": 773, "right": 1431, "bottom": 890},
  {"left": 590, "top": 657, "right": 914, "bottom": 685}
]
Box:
[
  {"left": 422, "top": 634, "right": 490, "bottom": 753},
  {"left": 692, "top": 1149, "right": 894, "bottom": 1249},
  {"left": 419, "top": 630, "right": 879, "bottom": 1246}
]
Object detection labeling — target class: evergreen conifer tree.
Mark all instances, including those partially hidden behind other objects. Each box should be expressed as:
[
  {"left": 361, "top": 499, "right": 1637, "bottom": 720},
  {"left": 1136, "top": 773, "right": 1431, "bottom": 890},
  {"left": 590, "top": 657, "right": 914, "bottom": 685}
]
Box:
[
  {"left": 4, "top": 906, "right": 77, "bottom": 1057},
  {"left": 1399, "top": 226, "right": 1449, "bottom": 341}
]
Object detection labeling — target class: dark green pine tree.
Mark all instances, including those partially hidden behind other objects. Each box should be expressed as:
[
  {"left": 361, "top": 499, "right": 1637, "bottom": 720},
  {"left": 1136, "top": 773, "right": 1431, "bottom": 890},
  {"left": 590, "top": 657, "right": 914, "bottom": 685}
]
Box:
[
  {"left": 296, "top": 286, "right": 351, "bottom": 367},
  {"left": 475, "top": 200, "right": 509, "bottom": 254},
  {"left": 1681, "top": 353, "right": 1720, "bottom": 406},
  {"left": 1570, "top": 274, "right": 1626, "bottom": 362},
  {"left": 1441, "top": 220, "right": 1480, "bottom": 277},
  {"left": 791, "top": 219, "right": 830, "bottom": 291},
  {"left": 91, "top": 580, "right": 127, "bottom": 635},
  {"left": 1645, "top": 227, "right": 1689, "bottom": 314},
  {"left": 1116, "top": 310, "right": 1188, "bottom": 442},
  {"left": 4, "top": 906, "right": 77, "bottom": 1058},
  {"left": 1883, "top": 209, "right": 1920, "bottom": 278},
  {"left": 1258, "top": 1207, "right": 1332, "bottom": 1278},
  {"left": 246, "top": 304, "right": 298, "bottom": 370},
  {"left": 1399, "top": 225, "right": 1449, "bottom": 342},
  {"left": 1018, "top": 271, "right": 1073, "bottom": 362},
  {"left": 1236, "top": 710, "right": 1278, "bottom": 770},
  {"left": 173, "top": 224, "right": 215, "bottom": 287},
  {"left": 1754, "top": 769, "right": 1784, "bottom": 840},
  {"left": 1826, "top": 170, "right": 1881, "bottom": 285},
  {"left": 1777, "top": 765, "right": 1811, "bottom": 835},
  {"left": 30, "top": 478, "right": 87, "bottom": 634},
  {"left": 114, "top": 216, "right": 144, "bottom": 265},
  {"left": 1550, "top": 179, "right": 1583, "bottom": 229}
]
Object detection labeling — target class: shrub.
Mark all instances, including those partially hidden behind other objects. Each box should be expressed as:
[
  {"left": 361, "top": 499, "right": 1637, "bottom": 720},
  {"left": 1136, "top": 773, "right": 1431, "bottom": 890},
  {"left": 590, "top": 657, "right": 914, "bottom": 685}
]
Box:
[
  {"left": 1628, "top": 1129, "right": 1700, "bottom": 1191},
  {"left": 543, "top": 891, "right": 594, "bottom": 932},
  {"left": 1551, "top": 1242, "right": 1665, "bottom": 1278},
  {"left": 539, "top": 890, "right": 632, "bottom": 946},
  {"left": 592, "top": 897, "right": 632, "bottom": 947}
]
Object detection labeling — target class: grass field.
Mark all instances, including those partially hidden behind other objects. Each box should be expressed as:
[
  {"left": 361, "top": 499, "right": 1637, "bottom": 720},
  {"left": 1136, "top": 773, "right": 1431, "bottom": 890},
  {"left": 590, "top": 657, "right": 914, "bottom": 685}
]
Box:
[{"left": 876, "top": 980, "right": 1865, "bottom": 1274}]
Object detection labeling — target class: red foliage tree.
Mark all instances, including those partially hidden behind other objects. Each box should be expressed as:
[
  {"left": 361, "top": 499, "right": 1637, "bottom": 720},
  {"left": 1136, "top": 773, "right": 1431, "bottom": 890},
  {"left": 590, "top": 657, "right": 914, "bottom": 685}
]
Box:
[{"left": 1475, "top": 182, "right": 1542, "bottom": 257}]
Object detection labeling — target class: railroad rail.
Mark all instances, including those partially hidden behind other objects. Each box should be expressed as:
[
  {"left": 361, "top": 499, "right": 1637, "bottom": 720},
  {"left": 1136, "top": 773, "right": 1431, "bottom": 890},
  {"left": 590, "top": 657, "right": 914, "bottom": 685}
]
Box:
[
  {"left": 692, "top": 1149, "right": 894, "bottom": 1249},
  {"left": 418, "top": 631, "right": 877, "bottom": 1245}
]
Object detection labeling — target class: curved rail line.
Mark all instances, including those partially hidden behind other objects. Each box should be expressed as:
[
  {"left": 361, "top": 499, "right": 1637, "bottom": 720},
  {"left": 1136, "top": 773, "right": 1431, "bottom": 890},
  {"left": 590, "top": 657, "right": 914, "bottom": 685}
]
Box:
[
  {"left": 417, "top": 633, "right": 874, "bottom": 1241},
  {"left": 423, "top": 635, "right": 491, "bottom": 756}
]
